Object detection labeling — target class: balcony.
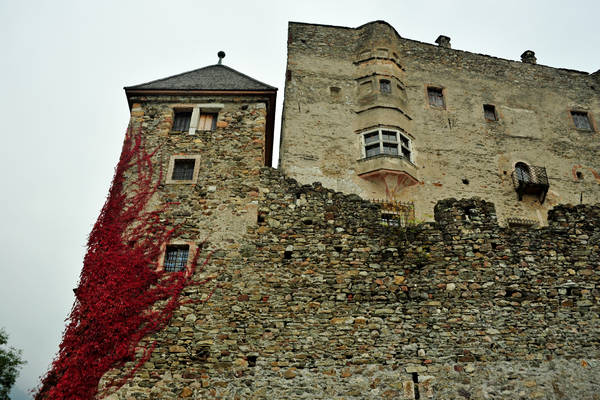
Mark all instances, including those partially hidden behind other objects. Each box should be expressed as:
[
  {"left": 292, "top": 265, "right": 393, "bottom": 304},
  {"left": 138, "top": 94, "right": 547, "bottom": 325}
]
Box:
[
  {"left": 511, "top": 164, "right": 549, "bottom": 204},
  {"left": 357, "top": 154, "right": 418, "bottom": 187}
]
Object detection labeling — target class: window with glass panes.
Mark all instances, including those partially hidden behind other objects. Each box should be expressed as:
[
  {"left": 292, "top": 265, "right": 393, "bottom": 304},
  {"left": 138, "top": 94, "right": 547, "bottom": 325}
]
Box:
[
  {"left": 362, "top": 129, "right": 412, "bottom": 161},
  {"left": 171, "top": 159, "right": 196, "bottom": 180},
  {"left": 571, "top": 111, "right": 592, "bottom": 130},
  {"left": 427, "top": 87, "right": 444, "bottom": 107},
  {"left": 164, "top": 245, "right": 189, "bottom": 272}
]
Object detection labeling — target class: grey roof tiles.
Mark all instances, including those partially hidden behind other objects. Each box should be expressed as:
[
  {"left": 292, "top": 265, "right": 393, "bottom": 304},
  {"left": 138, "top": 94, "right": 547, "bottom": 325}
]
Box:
[{"left": 125, "top": 64, "right": 276, "bottom": 91}]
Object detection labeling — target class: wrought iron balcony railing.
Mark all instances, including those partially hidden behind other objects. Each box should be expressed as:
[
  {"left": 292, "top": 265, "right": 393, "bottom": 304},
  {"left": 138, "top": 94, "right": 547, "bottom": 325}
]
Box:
[
  {"left": 511, "top": 165, "right": 549, "bottom": 203},
  {"left": 371, "top": 199, "right": 415, "bottom": 227}
]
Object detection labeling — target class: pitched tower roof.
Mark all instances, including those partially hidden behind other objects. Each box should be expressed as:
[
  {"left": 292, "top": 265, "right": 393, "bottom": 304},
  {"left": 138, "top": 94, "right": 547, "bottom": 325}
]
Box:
[
  {"left": 125, "top": 64, "right": 277, "bottom": 91},
  {"left": 124, "top": 58, "right": 277, "bottom": 166}
]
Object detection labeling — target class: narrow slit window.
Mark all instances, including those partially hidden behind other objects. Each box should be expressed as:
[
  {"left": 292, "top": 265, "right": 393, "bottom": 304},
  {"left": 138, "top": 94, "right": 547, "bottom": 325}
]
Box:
[
  {"left": 427, "top": 87, "right": 445, "bottom": 107},
  {"left": 571, "top": 111, "right": 592, "bottom": 130},
  {"left": 164, "top": 245, "right": 189, "bottom": 272},
  {"left": 483, "top": 104, "right": 497, "bottom": 121},
  {"left": 172, "top": 111, "right": 192, "bottom": 131},
  {"left": 172, "top": 159, "right": 196, "bottom": 180}
]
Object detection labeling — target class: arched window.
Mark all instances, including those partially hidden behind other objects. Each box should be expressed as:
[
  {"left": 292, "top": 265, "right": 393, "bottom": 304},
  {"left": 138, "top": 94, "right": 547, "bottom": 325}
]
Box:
[{"left": 515, "top": 162, "right": 531, "bottom": 183}]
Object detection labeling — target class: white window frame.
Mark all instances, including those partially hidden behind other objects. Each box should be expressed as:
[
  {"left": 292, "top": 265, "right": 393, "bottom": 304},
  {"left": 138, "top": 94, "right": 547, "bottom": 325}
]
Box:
[{"left": 360, "top": 128, "right": 412, "bottom": 162}]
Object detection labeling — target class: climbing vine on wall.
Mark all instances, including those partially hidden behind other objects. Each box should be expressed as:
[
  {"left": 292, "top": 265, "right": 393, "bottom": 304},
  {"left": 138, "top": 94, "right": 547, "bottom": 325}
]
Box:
[{"left": 36, "top": 127, "right": 215, "bottom": 399}]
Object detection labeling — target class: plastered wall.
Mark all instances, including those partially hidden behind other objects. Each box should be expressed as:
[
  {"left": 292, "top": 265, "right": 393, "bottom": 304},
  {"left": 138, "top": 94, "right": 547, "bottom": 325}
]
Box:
[{"left": 279, "top": 21, "right": 600, "bottom": 225}]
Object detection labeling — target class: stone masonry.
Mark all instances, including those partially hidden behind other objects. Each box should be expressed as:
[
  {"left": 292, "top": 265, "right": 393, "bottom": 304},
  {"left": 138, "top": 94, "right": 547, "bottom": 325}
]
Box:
[
  {"left": 57, "top": 22, "right": 600, "bottom": 400},
  {"left": 103, "top": 162, "right": 600, "bottom": 398}
]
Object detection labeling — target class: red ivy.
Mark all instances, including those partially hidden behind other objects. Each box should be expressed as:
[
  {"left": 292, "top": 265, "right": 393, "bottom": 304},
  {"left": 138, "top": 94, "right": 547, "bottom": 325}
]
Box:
[{"left": 36, "top": 128, "right": 214, "bottom": 399}]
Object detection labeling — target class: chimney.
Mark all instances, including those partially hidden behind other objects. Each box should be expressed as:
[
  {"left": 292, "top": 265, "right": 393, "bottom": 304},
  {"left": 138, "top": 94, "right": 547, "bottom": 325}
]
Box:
[
  {"left": 435, "top": 35, "right": 451, "bottom": 49},
  {"left": 521, "top": 50, "right": 536, "bottom": 64}
]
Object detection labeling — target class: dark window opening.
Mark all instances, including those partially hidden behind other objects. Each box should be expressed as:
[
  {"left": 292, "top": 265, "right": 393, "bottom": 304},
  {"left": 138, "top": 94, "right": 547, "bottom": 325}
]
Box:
[
  {"left": 576, "top": 171, "right": 584, "bottom": 180},
  {"left": 412, "top": 372, "right": 420, "bottom": 399},
  {"left": 284, "top": 251, "right": 292, "bottom": 260},
  {"left": 483, "top": 104, "right": 497, "bottom": 121},
  {"left": 247, "top": 355, "right": 258, "bottom": 367},
  {"left": 164, "top": 244, "right": 189, "bottom": 272},
  {"left": 172, "top": 159, "right": 196, "bottom": 180},
  {"left": 381, "top": 213, "right": 400, "bottom": 227},
  {"left": 427, "top": 87, "right": 444, "bottom": 107},
  {"left": 172, "top": 111, "right": 192, "bottom": 131},
  {"left": 257, "top": 212, "right": 266, "bottom": 224},
  {"left": 462, "top": 178, "right": 469, "bottom": 185},
  {"left": 380, "top": 79, "right": 391, "bottom": 94},
  {"left": 571, "top": 111, "right": 592, "bottom": 130}
]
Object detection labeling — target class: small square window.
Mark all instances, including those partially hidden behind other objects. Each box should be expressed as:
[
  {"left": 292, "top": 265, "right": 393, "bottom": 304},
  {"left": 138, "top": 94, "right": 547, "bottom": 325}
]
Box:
[
  {"left": 164, "top": 245, "right": 189, "bottom": 272},
  {"left": 172, "top": 159, "right": 195, "bottom": 180},
  {"left": 380, "top": 80, "right": 391, "bottom": 94},
  {"left": 198, "top": 112, "right": 217, "bottom": 131},
  {"left": 571, "top": 111, "right": 592, "bottom": 130},
  {"left": 427, "top": 87, "right": 445, "bottom": 108},
  {"left": 172, "top": 110, "right": 192, "bottom": 132},
  {"left": 484, "top": 104, "right": 497, "bottom": 121}
]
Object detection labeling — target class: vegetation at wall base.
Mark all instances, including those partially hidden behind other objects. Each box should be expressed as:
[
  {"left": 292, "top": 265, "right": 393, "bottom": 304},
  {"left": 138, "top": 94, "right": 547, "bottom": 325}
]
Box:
[{"left": 35, "top": 128, "right": 215, "bottom": 400}]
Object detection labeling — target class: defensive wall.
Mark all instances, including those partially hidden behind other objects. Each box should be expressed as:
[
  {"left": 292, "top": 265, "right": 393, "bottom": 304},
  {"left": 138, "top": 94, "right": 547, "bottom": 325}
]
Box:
[{"left": 104, "top": 164, "right": 600, "bottom": 399}]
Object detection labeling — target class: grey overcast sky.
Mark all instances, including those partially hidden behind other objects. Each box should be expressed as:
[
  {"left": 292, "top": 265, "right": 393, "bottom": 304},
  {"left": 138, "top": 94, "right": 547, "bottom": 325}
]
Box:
[{"left": 1, "top": 0, "right": 599, "bottom": 397}]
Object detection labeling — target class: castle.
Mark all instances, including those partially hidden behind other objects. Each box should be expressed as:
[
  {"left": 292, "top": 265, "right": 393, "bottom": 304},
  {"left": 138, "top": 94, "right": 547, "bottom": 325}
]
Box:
[{"left": 40, "top": 21, "right": 599, "bottom": 399}]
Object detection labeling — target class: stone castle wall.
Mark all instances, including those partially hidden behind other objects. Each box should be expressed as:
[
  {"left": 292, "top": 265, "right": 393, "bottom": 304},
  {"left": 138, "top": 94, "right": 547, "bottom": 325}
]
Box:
[
  {"left": 279, "top": 21, "right": 600, "bottom": 225},
  {"left": 104, "top": 163, "right": 600, "bottom": 399}
]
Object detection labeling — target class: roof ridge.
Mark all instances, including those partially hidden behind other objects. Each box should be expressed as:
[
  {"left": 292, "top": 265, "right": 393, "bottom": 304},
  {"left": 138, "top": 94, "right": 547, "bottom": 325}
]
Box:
[
  {"left": 217, "top": 64, "right": 277, "bottom": 90},
  {"left": 124, "top": 64, "right": 215, "bottom": 90},
  {"left": 124, "top": 64, "right": 277, "bottom": 91}
]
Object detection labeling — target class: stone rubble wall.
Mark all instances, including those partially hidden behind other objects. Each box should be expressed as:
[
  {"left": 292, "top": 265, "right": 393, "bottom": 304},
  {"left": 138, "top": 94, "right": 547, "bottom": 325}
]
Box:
[{"left": 106, "top": 166, "right": 600, "bottom": 399}]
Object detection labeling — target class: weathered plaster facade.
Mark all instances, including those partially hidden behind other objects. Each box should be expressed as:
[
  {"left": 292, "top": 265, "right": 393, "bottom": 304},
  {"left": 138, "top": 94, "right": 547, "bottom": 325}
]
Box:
[{"left": 279, "top": 21, "right": 600, "bottom": 225}]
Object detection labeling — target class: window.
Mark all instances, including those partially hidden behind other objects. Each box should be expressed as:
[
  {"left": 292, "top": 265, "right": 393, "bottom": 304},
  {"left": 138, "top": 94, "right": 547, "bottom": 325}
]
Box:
[
  {"left": 571, "top": 111, "right": 592, "bottom": 130},
  {"left": 514, "top": 162, "right": 531, "bottom": 183},
  {"left": 362, "top": 129, "right": 412, "bottom": 161},
  {"left": 198, "top": 112, "right": 217, "bottom": 131},
  {"left": 427, "top": 87, "right": 445, "bottom": 107},
  {"left": 171, "top": 159, "right": 195, "bottom": 180},
  {"left": 379, "top": 80, "right": 391, "bottom": 94},
  {"left": 166, "top": 155, "right": 201, "bottom": 184},
  {"left": 172, "top": 110, "right": 192, "bottom": 131},
  {"left": 171, "top": 104, "right": 223, "bottom": 134},
  {"left": 164, "top": 244, "right": 189, "bottom": 272},
  {"left": 483, "top": 104, "right": 497, "bottom": 121}
]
